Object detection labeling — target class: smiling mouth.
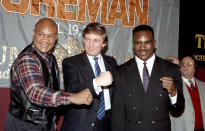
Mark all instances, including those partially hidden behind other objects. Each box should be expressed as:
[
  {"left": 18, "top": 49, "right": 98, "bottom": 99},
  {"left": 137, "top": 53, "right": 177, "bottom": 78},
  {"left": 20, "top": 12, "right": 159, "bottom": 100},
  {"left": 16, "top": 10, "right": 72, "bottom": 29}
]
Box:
[
  {"left": 139, "top": 50, "right": 148, "bottom": 55},
  {"left": 41, "top": 44, "right": 49, "bottom": 48}
]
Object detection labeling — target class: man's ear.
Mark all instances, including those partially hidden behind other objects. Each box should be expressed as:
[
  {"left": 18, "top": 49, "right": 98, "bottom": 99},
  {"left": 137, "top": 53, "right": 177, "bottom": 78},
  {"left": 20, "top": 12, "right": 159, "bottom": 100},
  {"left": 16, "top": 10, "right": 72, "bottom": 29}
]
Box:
[
  {"left": 82, "top": 38, "right": 85, "bottom": 43},
  {"left": 153, "top": 40, "right": 156, "bottom": 47},
  {"left": 102, "top": 43, "right": 107, "bottom": 48},
  {"left": 33, "top": 30, "right": 35, "bottom": 37}
]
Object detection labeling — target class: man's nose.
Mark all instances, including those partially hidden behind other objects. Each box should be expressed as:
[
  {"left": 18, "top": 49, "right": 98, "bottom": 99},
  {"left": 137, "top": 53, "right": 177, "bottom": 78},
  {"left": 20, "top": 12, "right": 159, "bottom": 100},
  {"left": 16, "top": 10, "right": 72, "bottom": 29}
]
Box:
[
  {"left": 89, "top": 40, "right": 95, "bottom": 47},
  {"left": 139, "top": 43, "right": 147, "bottom": 49},
  {"left": 42, "top": 35, "right": 49, "bottom": 41}
]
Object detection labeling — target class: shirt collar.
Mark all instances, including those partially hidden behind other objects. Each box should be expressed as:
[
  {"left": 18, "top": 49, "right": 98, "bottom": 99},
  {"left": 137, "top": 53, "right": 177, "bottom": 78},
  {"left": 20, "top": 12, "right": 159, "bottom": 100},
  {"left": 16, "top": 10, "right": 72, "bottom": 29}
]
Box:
[
  {"left": 135, "top": 54, "right": 156, "bottom": 66},
  {"left": 86, "top": 53, "right": 103, "bottom": 63},
  {"left": 31, "top": 43, "right": 50, "bottom": 64},
  {"left": 32, "top": 43, "right": 49, "bottom": 57},
  {"left": 182, "top": 76, "right": 195, "bottom": 84}
]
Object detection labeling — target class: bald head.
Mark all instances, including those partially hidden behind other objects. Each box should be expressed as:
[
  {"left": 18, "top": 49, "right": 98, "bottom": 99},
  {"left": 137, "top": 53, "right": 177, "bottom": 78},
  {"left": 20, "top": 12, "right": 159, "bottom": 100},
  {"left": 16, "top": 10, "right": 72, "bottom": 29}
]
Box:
[
  {"left": 33, "top": 18, "right": 58, "bottom": 53},
  {"left": 35, "top": 18, "right": 58, "bottom": 33},
  {"left": 165, "top": 56, "right": 180, "bottom": 65}
]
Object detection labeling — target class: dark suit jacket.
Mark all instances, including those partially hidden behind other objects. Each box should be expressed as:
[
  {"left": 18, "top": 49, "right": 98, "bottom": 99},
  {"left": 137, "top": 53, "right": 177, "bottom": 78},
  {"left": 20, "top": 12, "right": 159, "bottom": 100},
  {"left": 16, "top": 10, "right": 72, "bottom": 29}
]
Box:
[
  {"left": 112, "top": 56, "right": 185, "bottom": 131},
  {"left": 61, "top": 52, "right": 117, "bottom": 131}
]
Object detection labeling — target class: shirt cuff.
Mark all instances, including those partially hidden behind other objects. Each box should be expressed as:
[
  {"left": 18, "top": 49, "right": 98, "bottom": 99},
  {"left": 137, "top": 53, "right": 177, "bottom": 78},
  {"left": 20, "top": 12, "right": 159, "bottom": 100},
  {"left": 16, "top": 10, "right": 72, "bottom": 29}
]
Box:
[
  {"left": 169, "top": 92, "right": 178, "bottom": 105},
  {"left": 93, "top": 79, "right": 102, "bottom": 95}
]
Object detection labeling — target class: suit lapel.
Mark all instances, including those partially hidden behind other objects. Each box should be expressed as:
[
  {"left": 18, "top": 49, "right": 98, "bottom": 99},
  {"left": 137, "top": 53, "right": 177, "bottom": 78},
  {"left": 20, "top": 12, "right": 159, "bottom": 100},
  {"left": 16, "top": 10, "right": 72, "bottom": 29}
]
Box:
[
  {"left": 79, "top": 52, "right": 95, "bottom": 79},
  {"left": 129, "top": 59, "right": 145, "bottom": 94},
  {"left": 147, "top": 57, "right": 162, "bottom": 91},
  {"left": 145, "top": 56, "right": 170, "bottom": 106},
  {"left": 103, "top": 56, "right": 110, "bottom": 72},
  {"left": 127, "top": 59, "right": 148, "bottom": 120}
]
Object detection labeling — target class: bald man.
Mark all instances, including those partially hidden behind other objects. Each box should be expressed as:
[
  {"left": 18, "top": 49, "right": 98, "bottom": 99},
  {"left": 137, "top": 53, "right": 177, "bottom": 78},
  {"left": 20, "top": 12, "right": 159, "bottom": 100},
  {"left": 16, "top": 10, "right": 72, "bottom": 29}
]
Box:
[{"left": 4, "top": 18, "right": 93, "bottom": 131}]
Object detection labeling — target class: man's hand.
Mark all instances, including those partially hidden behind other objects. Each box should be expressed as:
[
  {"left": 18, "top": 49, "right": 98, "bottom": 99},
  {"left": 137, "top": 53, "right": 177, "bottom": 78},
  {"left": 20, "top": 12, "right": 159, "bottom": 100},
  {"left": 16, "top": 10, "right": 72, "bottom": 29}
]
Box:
[
  {"left": 69, "top": 88, "right": 93, "bottom": 105},
  {"left": 160, "top": 77, "right": 177, "bottom": 97},
  {"left": 95, "top": 71, "right": 113, "bottom": 87}
]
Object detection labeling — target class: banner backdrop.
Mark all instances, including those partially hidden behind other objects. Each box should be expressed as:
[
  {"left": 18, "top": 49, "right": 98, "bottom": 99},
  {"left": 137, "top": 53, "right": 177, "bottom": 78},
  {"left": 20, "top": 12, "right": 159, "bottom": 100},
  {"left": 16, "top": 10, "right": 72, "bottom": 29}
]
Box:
[
  {"left": 178, "top": 0, "right": 205, "bottom": 67},
  {"left": 0, "top": 0, "right": 180, "bottom": 88}
]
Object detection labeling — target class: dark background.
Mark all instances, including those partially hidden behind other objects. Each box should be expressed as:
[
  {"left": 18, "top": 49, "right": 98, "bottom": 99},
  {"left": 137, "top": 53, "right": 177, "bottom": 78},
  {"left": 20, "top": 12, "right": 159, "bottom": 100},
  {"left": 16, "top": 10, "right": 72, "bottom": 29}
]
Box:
[{"left": 178, "top": 0, "right": 205, "bottom": 81}]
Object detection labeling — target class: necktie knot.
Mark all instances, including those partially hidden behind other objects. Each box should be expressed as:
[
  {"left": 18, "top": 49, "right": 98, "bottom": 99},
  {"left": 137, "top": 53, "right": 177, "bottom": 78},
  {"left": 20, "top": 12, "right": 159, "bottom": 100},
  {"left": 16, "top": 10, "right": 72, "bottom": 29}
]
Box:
[
  {"left": 93, "top": 56, "right": 98, "bottom": 61},
  {"left": 46, "top": 54, "right": 54, "bottom": 66},
  {"left": 189, "top": 80, "right": 195, "bottom": 90},
  {"left": 94, "top": 56, "right": 101, "bottom": 77}
]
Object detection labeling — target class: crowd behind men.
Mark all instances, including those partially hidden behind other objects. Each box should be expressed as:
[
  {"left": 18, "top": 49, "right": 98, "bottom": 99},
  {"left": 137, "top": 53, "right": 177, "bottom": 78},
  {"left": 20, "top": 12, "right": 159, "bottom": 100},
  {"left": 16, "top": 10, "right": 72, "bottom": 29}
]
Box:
[
  {"left": 4, "top": 18, "right": 205, "bottom": 131},
  {"left": 167, "top": 56, "right": 205, "bottom": 131}
]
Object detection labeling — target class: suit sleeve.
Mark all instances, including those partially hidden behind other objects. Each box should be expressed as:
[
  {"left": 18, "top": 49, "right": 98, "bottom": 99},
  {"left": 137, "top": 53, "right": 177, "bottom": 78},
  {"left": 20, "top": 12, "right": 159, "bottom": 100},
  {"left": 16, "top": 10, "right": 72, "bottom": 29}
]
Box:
[
  {"left": 112, "top": 71, "right": 125, "bottom": 131},
  {"left": 62, "top": 59, "right": 98, "bottom": 97},
  {"left": 169, "top": 66, "right": 185, "bottom": 117}
]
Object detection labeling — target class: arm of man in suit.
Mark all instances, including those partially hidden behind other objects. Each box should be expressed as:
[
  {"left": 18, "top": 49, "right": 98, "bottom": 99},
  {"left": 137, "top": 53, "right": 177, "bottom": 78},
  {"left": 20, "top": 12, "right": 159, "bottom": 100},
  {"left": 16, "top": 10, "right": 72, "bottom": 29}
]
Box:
[
  {"left": 62, "top": 58, "right": 115, "bottom": 99},
  {"left": 161, "top": 68, "right": 185, "bottom": 117},
  {"left": 62, "top": 59, "right": 97, "bottom": 95},
  {"left": 94, "top": 57, "right": 117, "bottom": 91}
]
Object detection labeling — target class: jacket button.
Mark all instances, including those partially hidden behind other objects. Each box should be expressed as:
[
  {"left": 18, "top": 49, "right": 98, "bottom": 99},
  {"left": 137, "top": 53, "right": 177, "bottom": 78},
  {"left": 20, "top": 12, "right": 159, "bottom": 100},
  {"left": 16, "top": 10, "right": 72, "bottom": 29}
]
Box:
[
  {"left": 160, "top": 94, "right": 163, "bottom": 96},
  {"left": 91, "top": 123, "right": 95, "bottom": 127},
  {"left": 152, "top": 121, "right": 155, "bottom": 124},
  {"left": 138, "top": 121, "right": 141, "bottom": 124},
  {"left": 133, "top": 106, "right": 136, "bottom": 110},
  {"left": 155, "top": 107, "right": 159, "bottom": 110}
]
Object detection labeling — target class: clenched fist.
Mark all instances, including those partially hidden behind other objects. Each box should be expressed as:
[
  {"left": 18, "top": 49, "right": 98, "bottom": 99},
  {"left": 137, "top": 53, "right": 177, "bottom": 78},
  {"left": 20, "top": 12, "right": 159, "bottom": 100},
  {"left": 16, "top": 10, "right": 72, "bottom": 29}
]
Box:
[
  {"left": 95, "top": 71, "right": 113, "bottom": 87},
  {"left": 160, "top": 77, "right": 177, "bottom": 97},
  {"left": 68, "top": 88, "right": 93, "bottom": 105}
]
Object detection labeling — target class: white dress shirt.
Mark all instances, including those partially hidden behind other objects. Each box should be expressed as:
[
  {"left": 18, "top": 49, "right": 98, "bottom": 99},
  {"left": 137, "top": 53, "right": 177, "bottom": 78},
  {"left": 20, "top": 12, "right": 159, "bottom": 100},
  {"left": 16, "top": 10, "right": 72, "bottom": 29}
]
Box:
[
  {"left": 87, "top": 54, "right": 111, "bottom": 110},
  {"left": 135, "top": 54, "right": 177, "bottom": 104},
  {"left": 182, "top": 76, "right": 195, "bottom": 88}
]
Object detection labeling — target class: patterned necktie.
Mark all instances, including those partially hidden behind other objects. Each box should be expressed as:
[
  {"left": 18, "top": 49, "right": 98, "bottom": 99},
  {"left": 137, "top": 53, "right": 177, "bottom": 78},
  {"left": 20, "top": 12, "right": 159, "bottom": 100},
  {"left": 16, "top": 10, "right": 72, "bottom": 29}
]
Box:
[
  {"left": 189, "top": 80, "right": 195, "bottom": 90},
  {"left": 47, "top": 54, "right": 59, "bottom": 91},
  {"left": 143, "top": 62, "right": 149, "bottom": 91},
  {"left": 93, "top": 56, "right": 105, "bottom": 120}
]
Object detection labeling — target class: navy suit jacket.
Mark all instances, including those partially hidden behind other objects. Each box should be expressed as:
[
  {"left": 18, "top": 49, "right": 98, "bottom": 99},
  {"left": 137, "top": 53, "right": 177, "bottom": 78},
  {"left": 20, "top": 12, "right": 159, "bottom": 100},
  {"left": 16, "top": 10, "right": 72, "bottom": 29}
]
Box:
[
  {"left": 112, "top": 56, "right": 185, "bottom": 131},
  {"left": 61, "top": 52, "right": 117, "bottom": 131}
]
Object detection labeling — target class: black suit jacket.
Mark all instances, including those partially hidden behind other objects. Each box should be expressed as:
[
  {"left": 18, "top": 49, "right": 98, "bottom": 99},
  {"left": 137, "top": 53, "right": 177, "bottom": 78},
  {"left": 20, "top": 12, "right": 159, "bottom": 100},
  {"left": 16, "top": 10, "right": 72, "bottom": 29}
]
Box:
[
  {"left": 112, "top": 56, "right": 184, "bottom": 131},
  {"left": 61, "top": 52, "right": 117, "bottom": 131}
]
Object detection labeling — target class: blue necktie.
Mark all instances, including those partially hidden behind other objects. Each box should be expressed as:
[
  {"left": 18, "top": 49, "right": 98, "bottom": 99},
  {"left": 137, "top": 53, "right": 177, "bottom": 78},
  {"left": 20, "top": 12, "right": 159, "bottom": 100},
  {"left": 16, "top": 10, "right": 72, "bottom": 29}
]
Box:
[
  {"left": 143, "top": 62, "right": 149, "bottom": 91},
  {"left": 93, "top": 56, "right": 105, "bottom": 120}
]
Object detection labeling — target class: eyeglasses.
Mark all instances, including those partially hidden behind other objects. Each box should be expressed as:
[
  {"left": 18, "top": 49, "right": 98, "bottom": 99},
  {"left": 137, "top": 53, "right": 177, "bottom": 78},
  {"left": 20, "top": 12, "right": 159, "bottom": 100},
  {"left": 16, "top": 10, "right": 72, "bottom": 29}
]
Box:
[{"left": 180, "top": 62, "right": 194, "bottom": 67}]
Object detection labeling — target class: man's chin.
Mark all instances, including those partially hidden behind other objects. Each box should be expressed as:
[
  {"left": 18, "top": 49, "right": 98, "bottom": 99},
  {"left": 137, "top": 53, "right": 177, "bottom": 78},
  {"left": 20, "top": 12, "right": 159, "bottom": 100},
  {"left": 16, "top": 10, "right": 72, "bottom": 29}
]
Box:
[
  {"left": 39, "top": 48, "right": 51, "bottom": 54},
  {"left": 137, "top": 55, "right": 148, "bottom": 60}
]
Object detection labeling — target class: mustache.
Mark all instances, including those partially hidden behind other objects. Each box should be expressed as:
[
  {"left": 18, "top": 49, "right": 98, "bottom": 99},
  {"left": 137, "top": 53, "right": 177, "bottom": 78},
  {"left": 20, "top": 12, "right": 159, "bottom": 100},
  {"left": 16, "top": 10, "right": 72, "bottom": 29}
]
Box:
[{"left": 137, "top": 50, "right": 149, "bottom": 52}]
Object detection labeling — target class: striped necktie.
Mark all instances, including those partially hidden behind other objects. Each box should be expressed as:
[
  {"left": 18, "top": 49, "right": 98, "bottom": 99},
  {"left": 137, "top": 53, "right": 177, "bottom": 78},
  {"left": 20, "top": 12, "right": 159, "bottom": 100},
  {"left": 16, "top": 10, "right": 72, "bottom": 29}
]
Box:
[
  {"left": 93, "top": 56, "right": 105, "bottom": 120},
  {"left": 189, "top": 80, "right": 195, "bottom": 90}
]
